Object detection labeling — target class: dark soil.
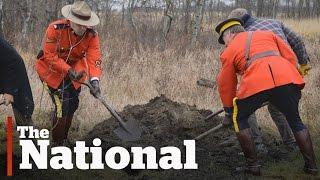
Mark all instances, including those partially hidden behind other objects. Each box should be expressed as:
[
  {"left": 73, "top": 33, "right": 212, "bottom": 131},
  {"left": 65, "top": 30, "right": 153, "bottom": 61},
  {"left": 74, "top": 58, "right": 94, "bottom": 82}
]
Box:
[
  {"left": 83, "top": 95, "right": 292, "bottom": 179},
  {"left": 0, "top": 95, "right": 293, "bottom": 179}
]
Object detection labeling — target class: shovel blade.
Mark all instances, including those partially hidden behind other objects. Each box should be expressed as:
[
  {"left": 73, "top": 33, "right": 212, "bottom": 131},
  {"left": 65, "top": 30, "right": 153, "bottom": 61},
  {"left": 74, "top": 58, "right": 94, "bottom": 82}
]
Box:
[{"left": 114, "top": 120, "right": 142, "bottom": 142}]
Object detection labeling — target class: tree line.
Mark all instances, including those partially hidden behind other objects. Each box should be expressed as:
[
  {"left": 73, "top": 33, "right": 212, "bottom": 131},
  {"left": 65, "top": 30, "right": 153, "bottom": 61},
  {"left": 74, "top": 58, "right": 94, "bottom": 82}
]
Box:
[{"left": 0, "top": 0, "right": 319, "bottom": 51}]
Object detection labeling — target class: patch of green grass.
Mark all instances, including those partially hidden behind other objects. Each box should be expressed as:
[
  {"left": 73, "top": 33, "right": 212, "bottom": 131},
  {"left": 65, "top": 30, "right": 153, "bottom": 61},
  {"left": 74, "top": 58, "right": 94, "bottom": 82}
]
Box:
[{"left": 263, "top": 139, "right": 320, "bottom": 179}]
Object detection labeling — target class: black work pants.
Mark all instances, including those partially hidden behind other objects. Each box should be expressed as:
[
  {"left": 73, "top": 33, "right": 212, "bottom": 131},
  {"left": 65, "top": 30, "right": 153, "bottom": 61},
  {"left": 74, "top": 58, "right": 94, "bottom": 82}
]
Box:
[
  {"left": 47, "top": 78, "right": 81, "bottom": 118},
  {"left": 233, "top": 84, "right": 305, "bottom": 133}
]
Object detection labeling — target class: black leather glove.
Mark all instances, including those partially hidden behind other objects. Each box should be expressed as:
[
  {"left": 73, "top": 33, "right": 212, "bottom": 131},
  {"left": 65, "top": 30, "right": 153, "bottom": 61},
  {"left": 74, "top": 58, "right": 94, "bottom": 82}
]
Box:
[
  {"left": 90, "top": 80, "right": 101, "bottom": 98},
  {"left": 68, "top": 68, "right": 84, "bottom": 81}
]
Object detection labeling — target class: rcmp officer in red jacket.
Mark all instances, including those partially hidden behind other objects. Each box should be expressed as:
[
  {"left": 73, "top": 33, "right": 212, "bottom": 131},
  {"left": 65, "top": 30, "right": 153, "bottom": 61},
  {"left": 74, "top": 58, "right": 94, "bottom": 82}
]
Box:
[
  {"left": 227, "top": 8, "right": 312, "bottom": 152},
  {"left": 36, "top": 1, "right": 102, "bottom": 145},
  {"left": 215, "top": 18, "right": 317, "bottom": 176}
]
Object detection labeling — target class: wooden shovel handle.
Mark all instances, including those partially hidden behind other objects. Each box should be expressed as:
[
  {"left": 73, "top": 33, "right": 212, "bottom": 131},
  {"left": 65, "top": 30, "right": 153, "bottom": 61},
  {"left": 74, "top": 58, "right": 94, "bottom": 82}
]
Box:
[{"left": 194, "top": 123, "right": 223, "bottom": 141}]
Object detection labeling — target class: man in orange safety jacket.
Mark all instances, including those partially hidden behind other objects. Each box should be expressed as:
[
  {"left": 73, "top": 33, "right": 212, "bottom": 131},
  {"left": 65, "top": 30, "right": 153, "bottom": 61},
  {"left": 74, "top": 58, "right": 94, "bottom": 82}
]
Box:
[
  {"left": 214, "top": 18, "right": 317, "bottom": 176},
  {"left": 36, "top": 1, "right": 102, "bottom": 146}
]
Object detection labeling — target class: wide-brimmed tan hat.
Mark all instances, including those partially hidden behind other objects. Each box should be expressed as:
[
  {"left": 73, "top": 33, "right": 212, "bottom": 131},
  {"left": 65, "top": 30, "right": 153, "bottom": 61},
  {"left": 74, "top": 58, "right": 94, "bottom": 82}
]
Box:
[{"left": 61, "top": 1, "right": 100, "bottom": 26}]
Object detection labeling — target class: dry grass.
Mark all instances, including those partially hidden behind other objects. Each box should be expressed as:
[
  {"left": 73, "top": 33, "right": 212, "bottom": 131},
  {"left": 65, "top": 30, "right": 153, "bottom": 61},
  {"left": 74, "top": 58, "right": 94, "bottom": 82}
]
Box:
[
  {"left": 0, "top": 18, "right": 319, "bottom": 141},
  {"left": 22, "top": 47, "right": 224, "bottom": 140},
  {"left": 280, "top": 18, "right": 320, "bottom": 40}
]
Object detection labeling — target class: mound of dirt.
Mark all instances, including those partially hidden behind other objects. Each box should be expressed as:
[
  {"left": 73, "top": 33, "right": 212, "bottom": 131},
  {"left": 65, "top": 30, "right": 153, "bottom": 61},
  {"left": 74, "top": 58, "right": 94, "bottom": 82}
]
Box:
[
  {"left": 0, "top": 95, "right": 291, "bottom": 178},
  {"left": 84, "top": 95, "right": 211, "bottom": 147},
  {"left": 83, "top": 95, "right": 291, "bottom": 178}
]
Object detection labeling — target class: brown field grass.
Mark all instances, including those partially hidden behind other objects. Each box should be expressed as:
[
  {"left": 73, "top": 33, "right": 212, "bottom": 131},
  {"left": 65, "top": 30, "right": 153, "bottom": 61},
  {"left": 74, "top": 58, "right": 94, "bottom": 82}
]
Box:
[{"left": 0, "top": 18, "right": 319, "bottom": 142}]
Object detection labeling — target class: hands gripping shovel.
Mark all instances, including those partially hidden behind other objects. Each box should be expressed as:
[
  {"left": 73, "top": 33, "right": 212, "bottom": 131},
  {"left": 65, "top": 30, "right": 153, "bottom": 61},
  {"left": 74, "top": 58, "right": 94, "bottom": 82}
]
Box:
[{"left": 81, "top": 82, "right": 142, "bottom": 142}]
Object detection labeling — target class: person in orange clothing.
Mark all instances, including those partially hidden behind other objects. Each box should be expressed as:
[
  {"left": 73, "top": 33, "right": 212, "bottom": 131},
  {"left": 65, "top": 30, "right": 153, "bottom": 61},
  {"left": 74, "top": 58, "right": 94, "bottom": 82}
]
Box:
[
  {"left": 215, "top": 18, "right": 317, "bottom": 176},
  {"left": 36, "top": 1, "right": 102, "bottom": 146}
]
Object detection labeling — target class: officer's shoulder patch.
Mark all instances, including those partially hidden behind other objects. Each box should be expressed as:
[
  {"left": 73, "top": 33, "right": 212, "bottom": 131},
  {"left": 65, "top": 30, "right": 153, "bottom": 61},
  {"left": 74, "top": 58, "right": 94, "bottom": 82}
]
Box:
[
  {"left": 53, "top": 23, "right": 70, "bottom": 30},
  {"left": 87, "top": 28, "right": 97, "bottom": 36}
]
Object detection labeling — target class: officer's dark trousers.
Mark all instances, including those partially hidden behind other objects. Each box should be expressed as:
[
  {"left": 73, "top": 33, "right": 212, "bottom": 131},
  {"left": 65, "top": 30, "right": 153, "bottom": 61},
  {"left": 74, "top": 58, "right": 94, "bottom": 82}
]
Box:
[
  {"left": 47, "top": 78, "right": 80, "bottom": 145},
  {"left": 234, "top": 83, "right": 305, "bottom": 132},
  {"left": 233, "top": 83, "right": 317, "bottom": 175}
]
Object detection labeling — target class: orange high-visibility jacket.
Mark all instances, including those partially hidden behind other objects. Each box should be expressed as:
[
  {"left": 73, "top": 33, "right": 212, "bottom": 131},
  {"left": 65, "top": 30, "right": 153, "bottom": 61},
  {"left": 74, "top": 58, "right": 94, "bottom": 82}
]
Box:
[
  {"left": 217, "top": 31, "right": 305, "bottom": 108},
  {"left": 36, "top": 19, "right": 102, "bottom": 89}
]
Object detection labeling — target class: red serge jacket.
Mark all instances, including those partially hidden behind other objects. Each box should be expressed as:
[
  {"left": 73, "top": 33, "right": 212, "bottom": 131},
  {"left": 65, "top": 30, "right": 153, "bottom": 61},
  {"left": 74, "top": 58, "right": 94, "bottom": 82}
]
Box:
[
  {"left": 36, "top": 19, "right": 102, "bottom": 89},
  {"left": 217, "top": 31, "right": 305, "bottom": 108}
]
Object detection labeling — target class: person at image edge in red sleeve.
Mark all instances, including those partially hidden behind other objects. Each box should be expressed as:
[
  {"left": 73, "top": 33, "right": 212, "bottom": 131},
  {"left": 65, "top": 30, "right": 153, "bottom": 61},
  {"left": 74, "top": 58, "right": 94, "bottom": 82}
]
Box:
[
  {"left": 214, "top": 18, "right": 317, "bottom": 176},
  {"left": 35, "top": 1, "right": 102, "bottom": 146}
]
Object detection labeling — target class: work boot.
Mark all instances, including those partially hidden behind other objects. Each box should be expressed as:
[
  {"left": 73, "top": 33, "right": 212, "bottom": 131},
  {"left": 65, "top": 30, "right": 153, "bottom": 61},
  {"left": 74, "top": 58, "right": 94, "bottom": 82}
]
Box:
[
  {"left": 52, "top": 116, "right": 68, "bottom": 146},
  {"left": 293, "top": 128, "right": 318, "bottom": 175},
  {"left": 236, "top": 128, "right": 261, "bottom": 176}
]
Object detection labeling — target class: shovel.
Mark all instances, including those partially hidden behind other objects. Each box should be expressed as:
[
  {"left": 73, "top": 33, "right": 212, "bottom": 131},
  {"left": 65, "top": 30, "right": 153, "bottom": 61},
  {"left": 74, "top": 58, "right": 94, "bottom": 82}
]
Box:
[
  {"left": 195, "top": 109, "right": 224, "bottom": 141},
  {"left": 195, "top": 102, "right": 270, "bottom": 141},
  {"left": 205, "top": 109, "right": 224, "bottom": 121},
  {"left": 81, "top": 82, "right": 142, "bottom": 142},
  {"left": 194, "top": 123, "right": 223, "bottom": 141},
  {"left": 196, "top": 78, "right": 216, "bottom": 88}
]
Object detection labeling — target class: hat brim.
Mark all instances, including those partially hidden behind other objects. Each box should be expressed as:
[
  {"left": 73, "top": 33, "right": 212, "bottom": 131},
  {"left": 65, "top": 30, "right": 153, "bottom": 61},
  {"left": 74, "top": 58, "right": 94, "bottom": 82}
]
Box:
[
  {"left": 61, "top": 5, "right": 100, "bottom": 27},
  {"left": 218, "top": 34, "right": 225, "bottom": 44},
  {"left": 215, "top": 18, "right": 243, "bottom": 45}
]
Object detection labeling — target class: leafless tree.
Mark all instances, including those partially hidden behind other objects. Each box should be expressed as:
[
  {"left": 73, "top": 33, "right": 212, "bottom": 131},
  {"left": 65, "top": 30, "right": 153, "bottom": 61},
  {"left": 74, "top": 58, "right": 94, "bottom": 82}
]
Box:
[
  {"left": 183, "top": 0, "right": 191, "bottom": 35},
  {"left": 191, "top": 0, "right": 205, "bottom": 47},
  {"left": 157, "top": 0, "right": 174, "bottom": 50},
  {"left": 127, "top": 0, "right": 140, "bottom": 53},
  {"left": 257, "top": 0, "right": 264, "bottom": 17},
  {"left": 0, "top": 0, "right": 319, "bottom": 53}
]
